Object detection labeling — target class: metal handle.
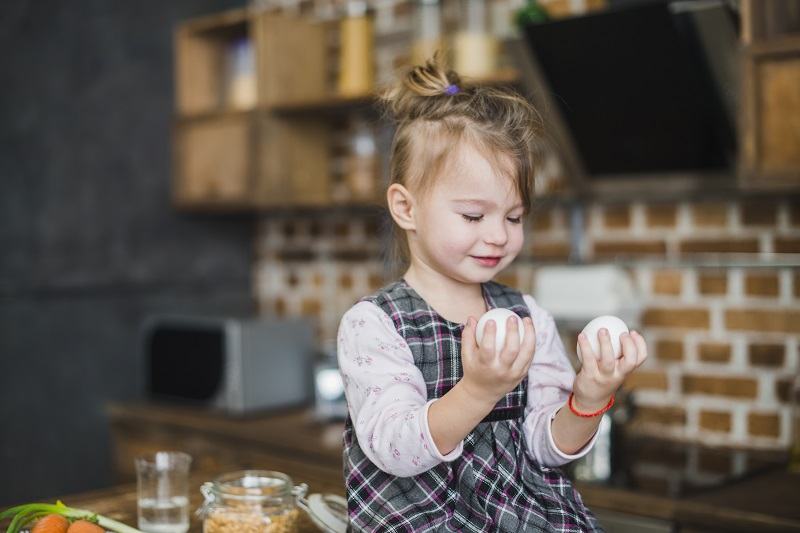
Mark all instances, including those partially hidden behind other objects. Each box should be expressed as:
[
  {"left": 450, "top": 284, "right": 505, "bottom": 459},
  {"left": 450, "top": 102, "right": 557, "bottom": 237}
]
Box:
[
  {"left": 292, "top": 482, "right": 309, "bottom": 500},
  {"left": 194, "top": 482, "right": 216, "bottom": 519},
  {"left": 297, "top": 493, "right": 348, "bottom": 533}
]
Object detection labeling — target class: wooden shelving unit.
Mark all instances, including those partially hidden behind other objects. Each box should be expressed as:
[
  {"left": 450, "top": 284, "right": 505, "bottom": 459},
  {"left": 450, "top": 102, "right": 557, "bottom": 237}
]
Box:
[
  {"left": 172, "top": 8, "right": 337, "bottom": 211},
  {"left": 171, "top": 7, "right": 521, "bottom": 212},
  {"left": 739, "top": 0, "right": 800, "bottom": 190}
]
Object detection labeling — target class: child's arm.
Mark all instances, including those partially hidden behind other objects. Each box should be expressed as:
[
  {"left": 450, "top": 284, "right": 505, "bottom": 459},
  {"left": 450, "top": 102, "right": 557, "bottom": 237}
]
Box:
[
  {"left": 338, "top": 302, "right": 467, "bottom": 477},
  {"left": 427, "top": 314, "right": 536, "bottom": 455},
  {"left": 519, "top": 295, "right": 648, "bottom": 462},
  {"left": 551, "top": 327, "right": 647, "bottom": 453}
]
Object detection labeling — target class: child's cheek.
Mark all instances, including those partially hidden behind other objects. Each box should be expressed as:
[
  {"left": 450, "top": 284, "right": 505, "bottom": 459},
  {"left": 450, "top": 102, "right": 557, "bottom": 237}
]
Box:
[
  {"left": 443, "top": 233, "right": 473, "bottom": 257},
  {"left": 509, "top": 229, "right": 525, "bottom": 255}
]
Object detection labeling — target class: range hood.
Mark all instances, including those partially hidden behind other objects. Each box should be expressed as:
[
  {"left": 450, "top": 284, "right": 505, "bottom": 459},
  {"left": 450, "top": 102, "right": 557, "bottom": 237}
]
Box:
[{"left": 520, "top": 0, "right": 739, "bottom": 182}]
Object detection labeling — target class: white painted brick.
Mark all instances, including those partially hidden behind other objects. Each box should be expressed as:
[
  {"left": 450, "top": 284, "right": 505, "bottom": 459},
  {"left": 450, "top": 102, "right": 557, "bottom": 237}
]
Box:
[
  {"left": 683, "top": 269, "right": 698, "bottom": 302},
  {"left": 756, "top": 372, "right": 777, "bottom": 406},
  {"left": 730, "top": 334, "right": 748, "bottom": 371},
  {"left": 666, "top": 365, "right": 681, "bottom": 396},
  {"left": 759, "top": 232, "right": 773, "bottom": 257},
  {"left": 787, "top": 336, "right": 799, "bottom": 372},
  {"left": 708, "top": 301, "right": 725, "bottom": 336},
  {"left": 731, "top": 402, "right": 748, "bottom": 442},
  {"left": 728, "top": 268, "right": 744, "bottom": 302},
  {"left": 779, "top": 407, "right": 792, "bottom": 446},
  {"left": 640, "top": 266, "right": 654, "bottom": 296},
  {"left": 685, "top": 401, "right": 699, "bottom": 434},
  {"left": 779, "top": 268, "right": 793, "bottom": 304}
]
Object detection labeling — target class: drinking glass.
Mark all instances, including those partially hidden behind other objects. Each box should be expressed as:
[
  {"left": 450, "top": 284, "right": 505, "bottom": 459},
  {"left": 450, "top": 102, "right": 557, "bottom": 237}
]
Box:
[{"left": 135, "top": 451, "right": 192, "bottom": 533}]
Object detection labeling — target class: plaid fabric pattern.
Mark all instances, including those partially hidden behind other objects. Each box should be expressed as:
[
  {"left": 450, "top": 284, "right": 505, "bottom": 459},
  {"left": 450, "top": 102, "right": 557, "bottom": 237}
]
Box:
[{"left": 343, "top": 280, "right": 603, "bottom": 532}]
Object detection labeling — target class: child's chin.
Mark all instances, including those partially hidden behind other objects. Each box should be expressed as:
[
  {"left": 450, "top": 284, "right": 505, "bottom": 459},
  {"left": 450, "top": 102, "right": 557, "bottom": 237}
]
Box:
[{"left": 462, "top": 269, "right": 499, "bottom": 284}]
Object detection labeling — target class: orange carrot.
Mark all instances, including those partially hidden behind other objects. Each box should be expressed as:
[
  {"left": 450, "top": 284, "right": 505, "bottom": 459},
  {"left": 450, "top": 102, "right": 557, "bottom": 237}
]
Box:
[
  {"left": 31, "top": 514, "right": 69, "bottom": 533},
  {"left": 66, "top": 520, "right": 105, "bottom": 533}
]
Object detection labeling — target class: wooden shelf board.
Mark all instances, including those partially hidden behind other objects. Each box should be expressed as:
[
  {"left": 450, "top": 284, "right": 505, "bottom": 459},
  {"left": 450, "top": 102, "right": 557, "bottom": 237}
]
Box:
[
  {"left": 174, "top": 108, "right": 255, "bottom": 123},
  {"left": 178, "top": 7, "right": 250, "bottom": 34},
  {"left": 268, "top": 93, "right": 376, "bottom": 114},
  {"left": 744, "top": 35, "right": 800, "bottom": 57}
]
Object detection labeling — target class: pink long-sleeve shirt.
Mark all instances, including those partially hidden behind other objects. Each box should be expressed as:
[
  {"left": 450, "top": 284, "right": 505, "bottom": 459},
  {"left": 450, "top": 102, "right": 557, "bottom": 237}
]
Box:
[{"left": 337, "top": 293, "right": 598, "bottom": 478}]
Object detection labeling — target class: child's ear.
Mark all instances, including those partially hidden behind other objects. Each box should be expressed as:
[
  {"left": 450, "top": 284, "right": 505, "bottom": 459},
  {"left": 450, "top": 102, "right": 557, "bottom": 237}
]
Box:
[{"left": 387, "top": 183, "right": 416, "bottom": 231}]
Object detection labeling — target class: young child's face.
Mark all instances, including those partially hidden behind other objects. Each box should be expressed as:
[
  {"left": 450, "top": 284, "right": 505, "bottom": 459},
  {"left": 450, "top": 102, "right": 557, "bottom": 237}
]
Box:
[{"left": 412, "top": 144, "right": 525, "bottom": 284}]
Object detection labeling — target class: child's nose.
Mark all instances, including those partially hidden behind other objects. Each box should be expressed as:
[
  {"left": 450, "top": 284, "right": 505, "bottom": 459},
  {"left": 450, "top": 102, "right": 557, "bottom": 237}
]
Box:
[{"left": 483, "top": 221, "right": 508, "bottom": 246}]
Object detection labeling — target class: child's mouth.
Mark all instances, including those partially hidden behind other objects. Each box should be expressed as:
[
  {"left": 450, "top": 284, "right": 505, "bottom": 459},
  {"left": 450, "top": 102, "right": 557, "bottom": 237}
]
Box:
[{"left": 472, "top": 256, "right": 501, "bottom": 267}]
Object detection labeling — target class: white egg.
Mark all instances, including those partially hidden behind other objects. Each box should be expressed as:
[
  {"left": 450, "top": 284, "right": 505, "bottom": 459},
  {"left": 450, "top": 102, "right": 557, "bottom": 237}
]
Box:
[
  {"left": 475, "top": 308, "right": 525, "bottom": 353},
  {"left": 576, "top": 315, "right": 629, "bottom": 362}
]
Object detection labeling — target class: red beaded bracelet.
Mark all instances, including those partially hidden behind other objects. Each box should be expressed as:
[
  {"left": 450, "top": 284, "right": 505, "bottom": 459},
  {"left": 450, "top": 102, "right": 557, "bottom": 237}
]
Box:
[{"left": 568, "top": 392, "right": 615, "bottom": 418}]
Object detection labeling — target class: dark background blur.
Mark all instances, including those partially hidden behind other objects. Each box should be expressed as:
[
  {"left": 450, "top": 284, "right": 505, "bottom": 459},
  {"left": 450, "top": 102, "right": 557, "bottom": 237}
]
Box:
[{"left": 0, "top": 1, "right": 251, "bottom": 504}]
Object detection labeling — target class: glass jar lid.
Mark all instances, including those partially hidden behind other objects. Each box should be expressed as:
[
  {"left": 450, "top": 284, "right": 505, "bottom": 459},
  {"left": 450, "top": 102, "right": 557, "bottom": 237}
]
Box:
[
  {"left": 200, "top": 470, "right": 307, "bottom": 511},
  {"left": 198, "top": 469, "right": 348, "bottom": 532}
]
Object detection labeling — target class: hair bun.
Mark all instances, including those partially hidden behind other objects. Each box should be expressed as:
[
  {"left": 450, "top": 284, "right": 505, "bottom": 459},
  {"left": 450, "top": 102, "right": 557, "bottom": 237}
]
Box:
[{"left": 382, "top": 53, "right": 463, "bottom": 122}]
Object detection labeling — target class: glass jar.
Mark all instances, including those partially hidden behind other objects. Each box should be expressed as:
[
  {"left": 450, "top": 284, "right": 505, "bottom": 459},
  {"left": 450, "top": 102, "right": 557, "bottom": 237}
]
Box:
[
  {"left": 411, "top": 0, "right": 443, "bottom": 65},
  {"left": 197, "top": 470, "right": 348, "bottom": 533},
  {"left": 453, "top": 0, "right": 498, "bottom": 78},
  {"left": 338, "top": 1, "right": 375, "bottom": 96}
]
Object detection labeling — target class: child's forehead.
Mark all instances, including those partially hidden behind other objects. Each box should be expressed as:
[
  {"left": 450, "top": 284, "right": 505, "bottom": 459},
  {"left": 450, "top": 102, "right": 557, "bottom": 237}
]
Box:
[{"left": 434, "top": 147, "right": 521, "bottom": 205}]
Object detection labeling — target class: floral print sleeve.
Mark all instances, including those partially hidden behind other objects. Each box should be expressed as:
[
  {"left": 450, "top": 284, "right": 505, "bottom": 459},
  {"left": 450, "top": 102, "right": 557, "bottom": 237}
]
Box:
[
  {"left": 337, "top": 301, "right": 463, "bottom": 477},
  {"left": 522, "top": 294, "right": 599, "bottom": 466}
]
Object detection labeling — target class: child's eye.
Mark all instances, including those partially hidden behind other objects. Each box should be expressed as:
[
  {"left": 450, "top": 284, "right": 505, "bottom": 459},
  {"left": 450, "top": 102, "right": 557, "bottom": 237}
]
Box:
[
  {"left": 507, "top": 217, "right": 522, "bottom": 224},
  {"left": 462, "top": 214, "right": 483, "bottom": 222}
]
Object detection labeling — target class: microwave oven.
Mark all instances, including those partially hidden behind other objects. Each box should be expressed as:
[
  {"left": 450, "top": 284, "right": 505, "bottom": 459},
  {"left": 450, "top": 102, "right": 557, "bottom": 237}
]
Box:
[{"left": 143, "top": 315, "right": 315, "bottom": 415}]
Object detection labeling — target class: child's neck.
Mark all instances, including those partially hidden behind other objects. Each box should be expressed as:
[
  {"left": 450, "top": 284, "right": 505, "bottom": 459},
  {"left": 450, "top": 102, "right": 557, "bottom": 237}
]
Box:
[{"left": 403, "top": 266, "right": 488, "bottom": 324}]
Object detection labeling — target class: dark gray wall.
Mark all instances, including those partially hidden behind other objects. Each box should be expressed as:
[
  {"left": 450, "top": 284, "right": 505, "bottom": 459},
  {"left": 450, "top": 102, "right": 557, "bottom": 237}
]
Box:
[{"left": 0, "top": 0, "right": 252, "bottom": 504}]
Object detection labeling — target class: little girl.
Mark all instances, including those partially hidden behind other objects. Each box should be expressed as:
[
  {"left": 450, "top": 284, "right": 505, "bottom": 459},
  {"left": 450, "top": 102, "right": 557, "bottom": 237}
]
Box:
[{"left": 337, "top": 57, "right": 648, "bottom": 532}]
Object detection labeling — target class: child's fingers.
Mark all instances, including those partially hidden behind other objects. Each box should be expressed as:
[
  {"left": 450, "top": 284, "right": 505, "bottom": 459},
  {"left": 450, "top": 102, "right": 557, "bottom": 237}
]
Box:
[
  {"left": 577, "top": 333, "right": 599, "bottom": 375},
  {"left": 520, "top": 316, "right": 536, "bottom": 357},
  {"left": 511, "top": 317, "right": 535, "bottom": 376},
  {"left": 630, "top": 330, "right": 648, "bottom": 367},
  {"left": 619, "top": 332, "right": 638, "bottom": 374},
  {"left": 499, "top": 316, "right": 520, "bottom": 365},
  {"left": 480, "top": 319, "right": 497, "bottom": 364},
  {"left": 597, "top": 328, "right": 616, "bottom": 374}
]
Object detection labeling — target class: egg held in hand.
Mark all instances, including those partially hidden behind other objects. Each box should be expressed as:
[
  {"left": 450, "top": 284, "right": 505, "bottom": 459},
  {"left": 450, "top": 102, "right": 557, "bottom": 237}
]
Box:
[
  {"left": 576, "top": 315, "right": 629, "bottom": 362},
  {"left": 475, "top": 308, "right": 525, "bottom": 353}
]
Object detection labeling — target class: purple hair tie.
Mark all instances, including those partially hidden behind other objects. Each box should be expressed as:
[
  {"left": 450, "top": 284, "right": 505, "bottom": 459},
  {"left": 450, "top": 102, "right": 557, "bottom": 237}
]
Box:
[{"left": 445, "top": 84, "right": 460, "bottom": 95}]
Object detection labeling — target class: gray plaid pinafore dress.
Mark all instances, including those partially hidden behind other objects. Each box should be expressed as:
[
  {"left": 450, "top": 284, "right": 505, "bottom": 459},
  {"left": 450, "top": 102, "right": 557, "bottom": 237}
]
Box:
[{"left": 343, "top": 279, "right": 602, "bottom": 532}]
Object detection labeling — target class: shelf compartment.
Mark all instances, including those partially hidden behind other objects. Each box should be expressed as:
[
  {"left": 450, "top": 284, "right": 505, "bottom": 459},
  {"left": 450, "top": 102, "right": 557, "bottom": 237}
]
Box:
[
  {"left": 173, "top": 111, "right": 255, "bottom": 209},
  {"left": 174, "top": 8, "right": 254, "bottom": 117},
  {"left": 740, "top": 36, "right": 800, "bottom": 188},
  {"left": 253, "top": 12, "right": 330, "bottom": 108},
  {"left": 255, "top": 114, "right": 331, "bottom": 208}
]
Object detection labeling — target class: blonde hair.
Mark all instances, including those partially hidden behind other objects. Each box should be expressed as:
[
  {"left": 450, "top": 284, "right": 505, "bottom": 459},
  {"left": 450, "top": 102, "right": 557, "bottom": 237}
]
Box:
[{"left": 381, "top": 53, "right": 545, "bottom": 277}]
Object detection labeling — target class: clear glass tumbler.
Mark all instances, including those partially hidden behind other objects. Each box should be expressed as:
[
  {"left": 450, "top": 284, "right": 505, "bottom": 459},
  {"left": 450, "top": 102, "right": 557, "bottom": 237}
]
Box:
[{"left": 135, "top": 451, "right": 192, "bottom": 533}]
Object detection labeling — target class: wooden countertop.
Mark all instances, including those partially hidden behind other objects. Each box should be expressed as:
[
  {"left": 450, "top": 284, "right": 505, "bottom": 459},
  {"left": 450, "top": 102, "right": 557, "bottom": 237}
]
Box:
[
  {"left": 107, "top": 402, "right": 344, "bottom": 465},
  {"left": 49, "top": 475, "right": 322, "bottom": 533},
  {"left": 101, "top": 402, "right": 800, "bottom": 531}
]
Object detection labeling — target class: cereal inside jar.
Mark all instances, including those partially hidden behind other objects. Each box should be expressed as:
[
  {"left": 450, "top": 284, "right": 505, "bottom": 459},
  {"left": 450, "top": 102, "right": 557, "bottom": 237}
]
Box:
[{"left": 198, "top": 470, "right": 308, "bottom": 533}]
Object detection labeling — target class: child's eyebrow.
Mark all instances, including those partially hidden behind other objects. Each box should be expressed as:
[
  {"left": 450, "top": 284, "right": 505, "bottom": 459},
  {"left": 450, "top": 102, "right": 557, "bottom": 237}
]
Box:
[{"left": 452, "top": 199, "right": 524, "bottom": 210}]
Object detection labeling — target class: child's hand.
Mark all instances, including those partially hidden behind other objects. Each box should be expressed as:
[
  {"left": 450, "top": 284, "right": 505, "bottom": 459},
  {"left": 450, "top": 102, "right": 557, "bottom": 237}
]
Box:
[
  {"left": 572, "top": 328, "right": 648, "bottom": 412},
  {"left": 459, "top": 315, "right": 536, "bottom": 404}
]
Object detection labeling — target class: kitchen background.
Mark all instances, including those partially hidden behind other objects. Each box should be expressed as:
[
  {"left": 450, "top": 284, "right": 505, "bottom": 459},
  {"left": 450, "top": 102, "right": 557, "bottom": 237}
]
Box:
[{"left": 2, "top": 0, "right": 800, "bottom": 520}]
